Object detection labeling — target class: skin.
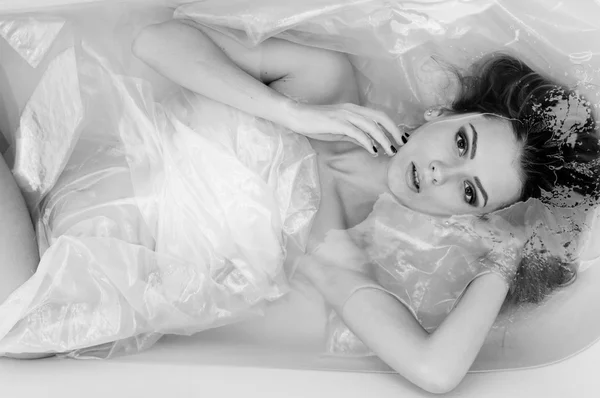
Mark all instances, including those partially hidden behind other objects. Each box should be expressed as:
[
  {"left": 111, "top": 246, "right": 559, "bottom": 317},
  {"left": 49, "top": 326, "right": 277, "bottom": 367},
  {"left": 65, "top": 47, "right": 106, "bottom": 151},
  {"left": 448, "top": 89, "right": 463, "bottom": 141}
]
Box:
[
  {"left": 134, "top": 20, "right": 524, "bottom": 393},
  {"left": 0, "top": 14, "right": 531, "bottom": 374},
  {"left": 386, "top": 110, "right": 523, "bottom": 216},
  {"left": 309, "top": 110, "right": 523, "bottom": 239}
]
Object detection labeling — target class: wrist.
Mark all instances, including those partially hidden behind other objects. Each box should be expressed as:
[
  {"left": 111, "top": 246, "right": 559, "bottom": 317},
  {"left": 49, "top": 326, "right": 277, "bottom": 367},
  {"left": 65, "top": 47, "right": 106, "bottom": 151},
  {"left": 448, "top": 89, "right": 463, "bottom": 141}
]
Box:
[
  {"left": 478, "top": 253, "right": 519, "bottom": 287},
  {"left": 275, "top": 98, "right": 304, "bottom": 131}
]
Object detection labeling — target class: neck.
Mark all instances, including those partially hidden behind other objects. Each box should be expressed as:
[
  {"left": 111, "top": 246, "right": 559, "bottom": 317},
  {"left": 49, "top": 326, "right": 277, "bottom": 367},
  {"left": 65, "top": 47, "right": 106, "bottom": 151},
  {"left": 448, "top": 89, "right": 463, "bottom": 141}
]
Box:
[
  {"left": 368, "top": 153, "right": 393, "bottom": 195},
  {"left": 345, "top": 150, "right": 392, "bottom": 202}
]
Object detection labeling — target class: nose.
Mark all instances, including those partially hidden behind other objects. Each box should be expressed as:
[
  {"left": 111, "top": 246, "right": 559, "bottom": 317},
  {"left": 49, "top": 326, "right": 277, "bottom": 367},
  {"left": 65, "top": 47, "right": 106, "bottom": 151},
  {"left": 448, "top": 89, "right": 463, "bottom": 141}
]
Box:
[{"left": 427, "top": 160, "right": 453, "bottom": 186}]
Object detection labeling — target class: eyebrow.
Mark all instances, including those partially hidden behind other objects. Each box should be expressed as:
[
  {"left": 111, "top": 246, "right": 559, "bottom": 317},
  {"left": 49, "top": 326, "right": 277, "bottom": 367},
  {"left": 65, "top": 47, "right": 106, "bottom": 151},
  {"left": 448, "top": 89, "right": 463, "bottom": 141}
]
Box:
[
  {"left": 474, "top": 176, "right": 489, "bottom": 207},
  {"left": 469, "top": 123, "right": 478, "bottom": 160},
  {"left": 467, "top": 123, "right": 488, "bottom": 207}
]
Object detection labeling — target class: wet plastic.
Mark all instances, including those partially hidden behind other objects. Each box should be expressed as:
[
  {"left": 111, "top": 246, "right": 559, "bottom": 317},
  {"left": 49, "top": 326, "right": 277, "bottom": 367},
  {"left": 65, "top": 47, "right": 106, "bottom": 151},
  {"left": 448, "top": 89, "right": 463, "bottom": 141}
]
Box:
[
  {"left": 0, "top": 0, "right": 597, "bottom": 375},
  {"left": 176, "top": 0, "right": 600, "bottom": 371},
  {"left": 0, "top": 1, "right": 320, "bottom": 357}
]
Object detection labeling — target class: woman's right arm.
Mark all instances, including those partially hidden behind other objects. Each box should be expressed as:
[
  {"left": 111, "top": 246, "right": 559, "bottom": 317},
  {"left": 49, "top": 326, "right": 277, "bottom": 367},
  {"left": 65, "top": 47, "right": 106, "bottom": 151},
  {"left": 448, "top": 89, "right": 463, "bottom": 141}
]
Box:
[
  {"left": 132, "top": 20, "right": 402, "bottom": 155},
  {"left": 299, "top": 255, "right": 510, "bottom": 394}
]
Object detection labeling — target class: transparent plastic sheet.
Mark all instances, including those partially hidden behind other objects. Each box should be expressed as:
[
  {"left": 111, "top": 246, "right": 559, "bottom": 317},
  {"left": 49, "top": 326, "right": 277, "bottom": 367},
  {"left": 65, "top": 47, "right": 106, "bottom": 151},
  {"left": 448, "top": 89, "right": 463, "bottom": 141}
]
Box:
[
  {"left": 0, "top": 1, "right": 320, "bottom": 358},
  {"left": 0, "top": 0, "right": 597, "bottom": 375},
  {"left": 176, "top": 0, "right": 600, "bottom": 134},
  {"left": 321, "top": 193, "right": 524, "bottom": 331},
  {"left": 0, "top": 16, "right": 65, "bottom": 68},
  {"left": 176, "top": 0, "right": 600, "bottom": 371}
]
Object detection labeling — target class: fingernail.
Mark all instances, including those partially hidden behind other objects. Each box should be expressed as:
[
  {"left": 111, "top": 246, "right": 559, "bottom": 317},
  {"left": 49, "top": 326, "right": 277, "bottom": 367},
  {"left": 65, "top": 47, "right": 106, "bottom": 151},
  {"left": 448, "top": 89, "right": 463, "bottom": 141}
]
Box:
[
  {"left": 401, "top": 136, "right": 407, "bottom": 144},
  {"left": 373, "top": 146, "right": 378, "bottom": 153},
  {"left": 391, "top": 145, "right": 397, "bottom": 154}
]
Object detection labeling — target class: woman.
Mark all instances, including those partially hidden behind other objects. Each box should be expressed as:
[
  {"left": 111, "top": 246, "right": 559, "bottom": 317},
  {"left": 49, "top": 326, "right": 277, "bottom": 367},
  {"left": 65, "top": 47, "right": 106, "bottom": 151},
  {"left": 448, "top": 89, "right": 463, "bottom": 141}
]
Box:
[{"left": 133, "top": 19, "right": 599, "bottom": 393}]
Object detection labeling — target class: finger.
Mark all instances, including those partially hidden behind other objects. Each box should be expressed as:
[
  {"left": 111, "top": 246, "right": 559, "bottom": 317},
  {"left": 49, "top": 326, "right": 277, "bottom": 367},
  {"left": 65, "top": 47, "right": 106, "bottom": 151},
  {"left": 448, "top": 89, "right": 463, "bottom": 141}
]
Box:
[
  {"left": 340, "top": 123, "right": 377, "bottom": 155},
  {"left": 373, "top": 121, "right": 395, "bottom": 143},
  {"left": 400, "top": 129, "right": 411, "bottom": 146},
  {"left": 338, "top": 135, "right": 366, "bottom": 148},
  {"left": 347, "top": 105, "right": 404, "bottom": 146},
  {"left": 347, "top": 114, "right": 395, "bottom": 156}
]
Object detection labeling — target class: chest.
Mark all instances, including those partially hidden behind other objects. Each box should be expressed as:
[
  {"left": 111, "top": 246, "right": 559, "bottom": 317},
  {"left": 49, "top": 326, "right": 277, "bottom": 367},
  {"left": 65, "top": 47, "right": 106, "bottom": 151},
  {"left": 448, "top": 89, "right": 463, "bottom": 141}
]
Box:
[{"left": 306, "top": 140, "right": 380, "bottom": 252}]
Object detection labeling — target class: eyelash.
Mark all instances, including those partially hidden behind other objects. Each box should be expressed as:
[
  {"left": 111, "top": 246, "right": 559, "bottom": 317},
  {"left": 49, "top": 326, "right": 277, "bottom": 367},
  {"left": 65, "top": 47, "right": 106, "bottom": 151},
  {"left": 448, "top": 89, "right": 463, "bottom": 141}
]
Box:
[
  {"left": 455, "top": 131, "right": 468, "bottom": 156},
  {"left": 464, "top": 182, "right": 476, "bottom": 205},
  {"left": 455, "top": 130, "right": 477, "bottom": 206}
]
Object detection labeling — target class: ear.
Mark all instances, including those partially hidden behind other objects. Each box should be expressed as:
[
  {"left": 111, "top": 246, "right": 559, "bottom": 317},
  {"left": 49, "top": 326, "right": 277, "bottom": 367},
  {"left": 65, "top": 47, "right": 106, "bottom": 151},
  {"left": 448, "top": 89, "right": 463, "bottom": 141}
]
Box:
[{"left": 424, "top": 107, "right": 444, "bottom": 121}]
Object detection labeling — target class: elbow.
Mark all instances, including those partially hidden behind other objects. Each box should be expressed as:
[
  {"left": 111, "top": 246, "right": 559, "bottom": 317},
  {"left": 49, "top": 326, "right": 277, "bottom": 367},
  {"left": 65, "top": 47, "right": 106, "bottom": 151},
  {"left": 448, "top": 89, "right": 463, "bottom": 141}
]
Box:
[
  {"left": 132, "top": 23, "right": 164, "bottom": 63},
  {"left": 133, "top": 20, "right": 190, "bottom": 64},
  {"left": 420, "top": 375, "right": 462, "bottom": 395},
  {"left": 411, "top": 359, "right": 466, "bottom": 394}
]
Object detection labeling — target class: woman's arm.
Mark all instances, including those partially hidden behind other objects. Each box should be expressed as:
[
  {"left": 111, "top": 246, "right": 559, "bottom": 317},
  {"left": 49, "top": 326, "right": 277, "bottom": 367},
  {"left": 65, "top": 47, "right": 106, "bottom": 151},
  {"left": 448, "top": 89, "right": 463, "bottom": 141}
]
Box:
[
  {"left": 132, "top": 19, "right": 402, "bottom": 154},
  {"left": 133, "top": 19, "right": 333, "bottom": 126},
  {"left": 299, "top": 257, "right": 508, "bottom": 394}
]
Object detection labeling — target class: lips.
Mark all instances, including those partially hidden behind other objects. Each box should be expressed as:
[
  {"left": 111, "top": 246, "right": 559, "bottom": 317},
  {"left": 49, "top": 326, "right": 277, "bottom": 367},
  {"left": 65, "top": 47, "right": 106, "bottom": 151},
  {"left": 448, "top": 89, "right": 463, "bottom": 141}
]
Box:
[{"left": 406, "top": 161, "right": 420, "bottom": 193}]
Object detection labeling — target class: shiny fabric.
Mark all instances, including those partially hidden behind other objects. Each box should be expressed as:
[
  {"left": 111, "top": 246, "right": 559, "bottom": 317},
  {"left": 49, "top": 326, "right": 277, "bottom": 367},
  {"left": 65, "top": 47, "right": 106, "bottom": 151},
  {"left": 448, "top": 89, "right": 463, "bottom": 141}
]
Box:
[{"left": 0, "top": 0, "right": 597, "bottom": 374}]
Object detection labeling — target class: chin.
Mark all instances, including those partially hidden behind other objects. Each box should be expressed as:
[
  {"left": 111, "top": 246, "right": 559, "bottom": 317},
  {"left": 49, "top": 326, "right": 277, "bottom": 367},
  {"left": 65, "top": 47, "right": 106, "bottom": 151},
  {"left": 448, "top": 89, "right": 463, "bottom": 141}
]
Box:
[{"left": 388, "top": 186, "right": 414, "bottom": 209}]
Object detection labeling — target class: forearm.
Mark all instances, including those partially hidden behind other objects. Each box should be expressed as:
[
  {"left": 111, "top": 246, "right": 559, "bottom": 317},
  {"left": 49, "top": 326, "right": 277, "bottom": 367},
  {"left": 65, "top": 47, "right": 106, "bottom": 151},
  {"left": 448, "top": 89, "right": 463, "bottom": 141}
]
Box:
[
  {"left": 301, "top": 254, "right": 510, "bottom": 393},
  {"left": 342, "top": 274, "right": 508, "bottom": 393},
  {"left": 423, "top": 273, "right": 509, "bottom": 391},
  {"left": 133, "top": 20, "right": 295, "bottom": 127}
]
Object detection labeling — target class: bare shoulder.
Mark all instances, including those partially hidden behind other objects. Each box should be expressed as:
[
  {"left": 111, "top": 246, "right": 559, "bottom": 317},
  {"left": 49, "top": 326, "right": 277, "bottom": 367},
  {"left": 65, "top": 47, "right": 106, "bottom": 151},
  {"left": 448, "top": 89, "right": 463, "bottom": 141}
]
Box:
[
  {"left": 265, "top": 43, "right": 360, "bottom": 105},
  {"left": 141, "top": 18, "right": 359, "bottom": 105},
  {"left": 190, "top": 19, "right": 359, "bottom": 104}
]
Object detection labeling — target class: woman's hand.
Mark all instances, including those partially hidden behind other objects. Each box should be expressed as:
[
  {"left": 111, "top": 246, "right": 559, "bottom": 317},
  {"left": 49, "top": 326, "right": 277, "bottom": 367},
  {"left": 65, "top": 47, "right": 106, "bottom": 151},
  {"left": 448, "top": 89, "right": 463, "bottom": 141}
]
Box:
[{"left": 284, "top": 102, "right": 404, "bottom": 156}]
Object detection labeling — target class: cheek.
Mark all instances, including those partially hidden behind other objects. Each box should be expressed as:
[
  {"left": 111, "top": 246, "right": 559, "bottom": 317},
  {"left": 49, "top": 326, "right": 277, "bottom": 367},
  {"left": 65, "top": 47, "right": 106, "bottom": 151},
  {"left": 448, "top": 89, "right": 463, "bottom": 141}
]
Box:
[
  {"left": 423, "top": 185, "right": 462, "bottom": 213},
  {"left": 408, "top": 131, "right": 454, "bottom": 160},
  {"left": 436, "top": 185, "right": 459, "bottom": 205}
]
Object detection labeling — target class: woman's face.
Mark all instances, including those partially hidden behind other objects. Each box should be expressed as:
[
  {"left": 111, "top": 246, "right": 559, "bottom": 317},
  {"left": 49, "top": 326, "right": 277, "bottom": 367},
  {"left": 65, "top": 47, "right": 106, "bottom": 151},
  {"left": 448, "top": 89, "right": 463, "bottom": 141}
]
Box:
[{"left": 387, "top": 111, "right": 523, "bottom": 217}]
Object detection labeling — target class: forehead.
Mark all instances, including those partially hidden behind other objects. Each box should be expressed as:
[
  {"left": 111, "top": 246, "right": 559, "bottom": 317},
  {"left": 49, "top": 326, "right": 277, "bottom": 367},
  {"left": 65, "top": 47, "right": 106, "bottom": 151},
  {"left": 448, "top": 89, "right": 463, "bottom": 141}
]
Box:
[{"left": 455, "top": 114, "right": 523, "bottom": 209}]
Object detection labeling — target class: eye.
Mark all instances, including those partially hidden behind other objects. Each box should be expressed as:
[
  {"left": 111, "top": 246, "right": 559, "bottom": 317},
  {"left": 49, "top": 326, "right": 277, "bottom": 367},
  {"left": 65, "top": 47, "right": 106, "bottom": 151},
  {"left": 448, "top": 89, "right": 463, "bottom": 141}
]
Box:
[
  {"left": 455, "top": 130, "right": 468, "bottom": 156},
  {"left": 464, "top": 181, "right": 477, "bottom": 206}
]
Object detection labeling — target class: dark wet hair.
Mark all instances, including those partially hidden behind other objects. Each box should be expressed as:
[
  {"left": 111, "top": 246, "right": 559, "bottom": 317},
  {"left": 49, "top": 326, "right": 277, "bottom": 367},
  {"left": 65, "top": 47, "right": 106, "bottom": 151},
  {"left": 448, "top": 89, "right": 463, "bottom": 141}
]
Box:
[{"left": 449, "top": 53, "right": 600, "bottom": 307}]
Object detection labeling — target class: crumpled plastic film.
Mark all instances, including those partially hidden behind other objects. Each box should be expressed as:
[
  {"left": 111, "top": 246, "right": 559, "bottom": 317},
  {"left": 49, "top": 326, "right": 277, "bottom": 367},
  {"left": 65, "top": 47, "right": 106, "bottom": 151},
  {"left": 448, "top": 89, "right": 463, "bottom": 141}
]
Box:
[
  {"left": 177, "top": 0, "right": 600, "bottom": 132},
  {"left": 12, "top": 47, "right": 83, "bottom": 209},
  {"left": 0, "top": 16, "right": 65, "bottom": 68},
  {"left": 0, "top": 1, "right": 320, "bottom": 358},
  {"left": 161, "top": 89, "right": 320, "bottom": 270},
  {"left": 317, "top": 193, "right": 524, "bottom": 353},
  {"left": 178, "top": 0, "right": 600, "bottom": 371},
  {"left": 0, "top": 0, "right": 598, "bottom": 372},
  {"left": 322, "top": 195, "right": 596, "bottom": 364}
]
